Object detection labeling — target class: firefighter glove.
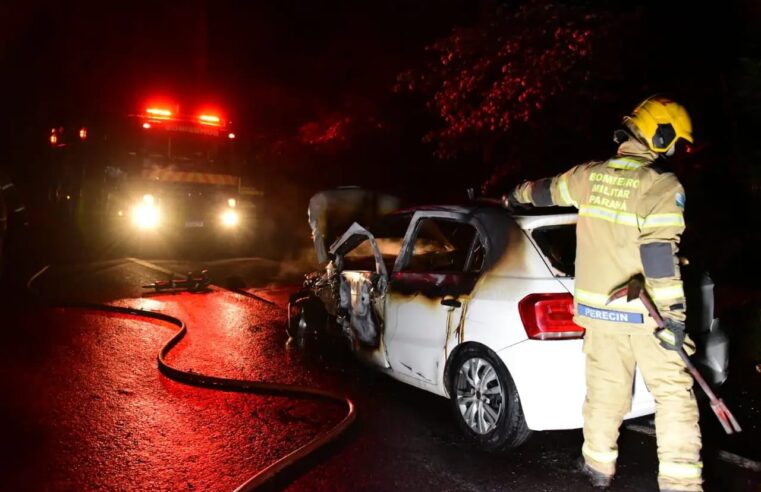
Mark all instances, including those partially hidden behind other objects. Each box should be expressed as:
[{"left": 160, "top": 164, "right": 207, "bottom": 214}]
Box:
[
  {"left": 656, "top": 317, "right": 686, "bottom": 351},
  {"left": 500, "top": 194, "right": 511, "bottom": 208},
  {"left": 501, "top": 187, "right": 522, "bottom": 210}
]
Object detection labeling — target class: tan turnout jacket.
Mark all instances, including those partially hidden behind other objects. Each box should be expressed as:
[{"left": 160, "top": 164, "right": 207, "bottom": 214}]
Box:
[{"left": 513, "top": 140, "right": 687, "bottom": 333}]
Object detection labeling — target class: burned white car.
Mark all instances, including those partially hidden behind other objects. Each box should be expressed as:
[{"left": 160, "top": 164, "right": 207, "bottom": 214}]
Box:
[{"left": 290, "top": 191, "right": 727, "bottom": 450}]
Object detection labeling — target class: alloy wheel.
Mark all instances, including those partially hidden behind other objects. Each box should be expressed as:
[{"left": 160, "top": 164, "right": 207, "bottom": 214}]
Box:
[{"left": 455, "top": 357, "right": 504, "bottom": 434}]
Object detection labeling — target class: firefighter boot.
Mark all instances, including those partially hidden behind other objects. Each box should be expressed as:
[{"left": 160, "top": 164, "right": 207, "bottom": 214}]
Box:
[{"left": 577, "top": 457, "right": 613, "bottom": 489}]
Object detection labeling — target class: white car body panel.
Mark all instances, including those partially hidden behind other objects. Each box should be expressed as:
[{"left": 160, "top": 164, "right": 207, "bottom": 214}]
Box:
[
  {"left": 459, "top": 278, "right": 568, "bottom": 354},
  {"left": 385, "top": 293, "right": 454, "bottom": 386},
  {"left": 497, "top": 339, "right": 654, "bottom": 430}
]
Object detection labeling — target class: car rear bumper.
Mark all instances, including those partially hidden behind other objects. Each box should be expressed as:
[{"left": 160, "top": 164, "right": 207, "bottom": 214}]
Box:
[{"left": 496, "top": 339, "right": 655, "bottom": 431}]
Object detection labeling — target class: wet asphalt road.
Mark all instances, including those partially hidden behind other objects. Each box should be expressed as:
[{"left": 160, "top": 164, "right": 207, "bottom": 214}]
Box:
[{"left": 0, "top": 257, "right": 759, "bottom": 491}]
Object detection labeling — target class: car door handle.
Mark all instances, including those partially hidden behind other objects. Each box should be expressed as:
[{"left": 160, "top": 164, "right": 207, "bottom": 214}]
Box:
[{"left": 441, "top": 298, "right": 462, "bottom": 308}]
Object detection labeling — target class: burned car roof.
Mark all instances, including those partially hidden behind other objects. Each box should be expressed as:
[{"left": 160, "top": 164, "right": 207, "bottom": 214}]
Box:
[
  {"left": 341, "top": 203, "right": 578, "bottom": 278},
  {"left": 387, "top": 203, "right": 577, "bottom": 231}
]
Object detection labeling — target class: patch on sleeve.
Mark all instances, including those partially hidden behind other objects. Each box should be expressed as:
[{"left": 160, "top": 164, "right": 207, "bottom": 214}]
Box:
[
  {"left": 675, "top": 192, "right": 686, "bottom": 209},
  {"left": 640, "top": 242, "right": 676, "bottom": 279}
]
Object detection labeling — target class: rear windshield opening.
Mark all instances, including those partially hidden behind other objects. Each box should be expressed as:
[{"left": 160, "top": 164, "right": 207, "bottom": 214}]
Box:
[{"left": 531, "top": 225, "right": 576, "bottom": 277}]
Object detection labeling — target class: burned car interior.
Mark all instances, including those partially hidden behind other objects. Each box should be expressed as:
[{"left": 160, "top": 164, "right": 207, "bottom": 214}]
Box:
[{"left": 403, "top": 218, "right": 485, "bottom": 274}]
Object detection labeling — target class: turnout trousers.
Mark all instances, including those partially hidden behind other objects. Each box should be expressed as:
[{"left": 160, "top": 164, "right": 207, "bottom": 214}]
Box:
[{"left": 581, "top": 328, "right": 702, "bottom": 491}]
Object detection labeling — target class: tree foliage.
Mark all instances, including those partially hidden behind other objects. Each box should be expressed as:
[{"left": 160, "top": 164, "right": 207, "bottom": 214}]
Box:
[{"left": 397, "top": 1, "right": 618, "bottom": 160}]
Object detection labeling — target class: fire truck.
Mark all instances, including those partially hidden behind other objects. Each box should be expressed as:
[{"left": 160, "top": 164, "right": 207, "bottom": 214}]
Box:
[{"left": 47, "top": 102, "right": 260, "bottom": 254}]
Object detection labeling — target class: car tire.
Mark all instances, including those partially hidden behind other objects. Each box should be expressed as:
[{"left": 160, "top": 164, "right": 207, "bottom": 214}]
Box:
[
  {"left": 287, "top": 295, "right": 326, "bottom": 343},
  {"left": 287, "top": 298, "right": 307, "bottom": 341},
  {"left": 449, "top": 344, "right": 532, "bottom": 451}
]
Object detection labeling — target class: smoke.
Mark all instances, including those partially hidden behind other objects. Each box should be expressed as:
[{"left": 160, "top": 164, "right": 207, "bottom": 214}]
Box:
[{"left": 274, "top": 245, "right": 320, "bottom": 286}]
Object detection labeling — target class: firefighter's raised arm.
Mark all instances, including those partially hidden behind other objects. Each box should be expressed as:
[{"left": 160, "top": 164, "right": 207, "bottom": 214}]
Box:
[{"left": 503, "top": 163, "right": 593, "bottom": 209}]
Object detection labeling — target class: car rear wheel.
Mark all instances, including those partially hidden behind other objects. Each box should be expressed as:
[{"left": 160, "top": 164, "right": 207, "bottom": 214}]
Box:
[{"left": 449, "top": 345, "right": 531, "bottom": 451}]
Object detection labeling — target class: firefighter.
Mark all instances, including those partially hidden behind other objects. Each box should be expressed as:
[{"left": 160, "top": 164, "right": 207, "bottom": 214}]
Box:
[{"left": 503, "top": 96, "right": 701, "bottom": 491}]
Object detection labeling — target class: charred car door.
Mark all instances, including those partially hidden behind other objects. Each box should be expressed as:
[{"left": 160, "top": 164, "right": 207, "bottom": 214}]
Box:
[
  {"left": 385, "top": 212, "right": 486, "bottom": 386},
  {"left": 329, "top": 222, "right": 391, "bottom": 369}
]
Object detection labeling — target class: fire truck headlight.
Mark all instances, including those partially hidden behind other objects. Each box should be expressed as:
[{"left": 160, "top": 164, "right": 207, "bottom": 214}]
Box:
[
  {"left": 221, "top": 209, "right": 239, "bottom": 227},
  {"left": 132, "top": 203, "right": 160, "bottom": 229}
]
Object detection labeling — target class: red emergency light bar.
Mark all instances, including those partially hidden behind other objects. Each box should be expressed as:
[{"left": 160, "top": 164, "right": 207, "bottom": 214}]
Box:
[
  {"left": 199, "top": 114, "right": 221, "bottom": 125},
  {"left": 146, "top": 107, "right": 173, "bottom": 118},
  {"left": 138, "top": 103, "right": 232, "bottom": 133}
]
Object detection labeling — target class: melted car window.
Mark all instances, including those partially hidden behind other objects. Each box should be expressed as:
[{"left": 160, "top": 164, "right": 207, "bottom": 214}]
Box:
[
  {"left": 531, "top": 225, "right": 576, "bottom": 276},
  {"left": 404, "top": 218, "right": 482, "bottom": 273},
  {"left": 345, "top": 238, "right": 404, "bottom": 271},
  {"left": 343, "top": 213, "right": 412, "bottom": 271}
]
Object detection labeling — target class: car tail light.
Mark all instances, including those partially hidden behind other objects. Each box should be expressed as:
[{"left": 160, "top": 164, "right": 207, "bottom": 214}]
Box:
[{"left": 519, "top": 293, "right": 585, "bottom": 340}]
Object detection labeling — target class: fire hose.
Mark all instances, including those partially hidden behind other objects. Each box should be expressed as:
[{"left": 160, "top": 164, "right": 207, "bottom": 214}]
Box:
[{"left": 27, "top": 265, "right": 356, "bottom": 491}]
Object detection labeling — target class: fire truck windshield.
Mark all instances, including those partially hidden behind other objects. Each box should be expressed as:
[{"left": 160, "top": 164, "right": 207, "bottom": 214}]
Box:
[{"left": 140, "top": 129, "right": 235, "bottom": 174}]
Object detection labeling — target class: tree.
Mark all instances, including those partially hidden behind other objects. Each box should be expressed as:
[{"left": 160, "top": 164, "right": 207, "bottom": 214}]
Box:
[
  {"left": 400, "top": 2, "right": 616, "bottom": 153},
  {"left": 396, "top": 1, "right": 637, "bottom": 193}
]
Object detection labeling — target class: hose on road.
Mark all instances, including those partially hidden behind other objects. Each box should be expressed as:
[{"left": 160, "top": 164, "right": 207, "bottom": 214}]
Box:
[{"left": 28, "top": 265, "right": 356, "bottom": 491}]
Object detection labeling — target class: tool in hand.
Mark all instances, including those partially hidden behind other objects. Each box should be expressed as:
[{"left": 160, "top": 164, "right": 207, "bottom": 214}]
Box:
[
  {"left": 143, "top": 269, "right": 211, "bottom": 293},
  {"left": 606, "top": 277, "right": 742, "bottom": 435}
]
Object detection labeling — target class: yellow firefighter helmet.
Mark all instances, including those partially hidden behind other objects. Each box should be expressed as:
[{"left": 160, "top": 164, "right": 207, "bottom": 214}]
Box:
[{"left": 624, "top": 96, "right": 693, "bottom": 153}]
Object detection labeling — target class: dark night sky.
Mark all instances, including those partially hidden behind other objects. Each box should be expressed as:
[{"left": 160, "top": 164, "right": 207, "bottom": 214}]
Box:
[{"left": 0, "top": 1, "right": 474, "bottom": 140}]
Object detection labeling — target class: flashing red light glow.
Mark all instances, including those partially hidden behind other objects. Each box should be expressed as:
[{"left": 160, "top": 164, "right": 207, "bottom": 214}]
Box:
[
  {"left": 518, "top": 293, "right": 585, "bottom": 340},
  {"left": 227, "top": 132, "right": 236, "bottom": 140},
  {"left": 146, "top": 107, "right": 172, "bottom": 118},
  {"left": 50, "top": 134, "right": 58, "bottom": 145},
  {"left": 79, "top": 128, "right": 87, "bottom": 140},
  {"left": 142, "top": 122, "right": 152, "bottom": 129},
  {"left": 199, "top": 114, "right": 221, "bottom": 125}
]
